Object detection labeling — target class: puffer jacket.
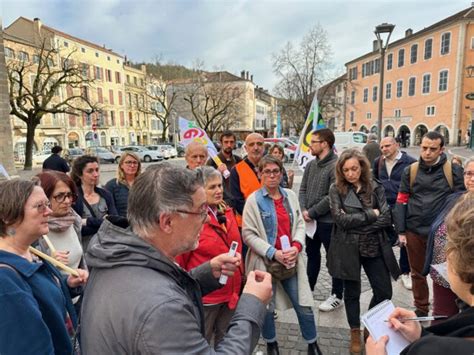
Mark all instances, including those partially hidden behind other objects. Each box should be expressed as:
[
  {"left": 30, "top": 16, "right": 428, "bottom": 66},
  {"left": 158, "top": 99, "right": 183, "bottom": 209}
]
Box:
[
  {"left": 80, "top": 218, "right": 265, "bottom": 355},
  {"left": 104, "top": 179, "right": 130, "bottom": 217},
  {"left": 327, "top": 180, "right": 400, "bottom": 281}
]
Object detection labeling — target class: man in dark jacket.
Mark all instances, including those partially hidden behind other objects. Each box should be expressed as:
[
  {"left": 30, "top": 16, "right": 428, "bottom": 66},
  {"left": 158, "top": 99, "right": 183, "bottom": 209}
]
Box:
[
  {"left": 80, "top": 164, "right": 272, "bottom": 354},
  {"left": 363, "top": 133, "right": 381, "bottom": 167},
  {"left": 299, "top": 128, "right": 343, "bottom": 312},
  {"left": 373, "top": 137, "right": 416, "bottom": 290},
  {"left": 394, "top": 131, "right": 465, "bottom": 317},
  {"left": 42, "top": 145, "right": 70, "bottom": 173}
]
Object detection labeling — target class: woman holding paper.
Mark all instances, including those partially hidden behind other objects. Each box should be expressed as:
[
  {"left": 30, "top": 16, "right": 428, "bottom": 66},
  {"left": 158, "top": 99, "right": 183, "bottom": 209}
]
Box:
[
  {"left": 242, "top": 156, "right": 322, "bottom": 355},
  {"left": 367, "top": 192, "right": 474, "bottom": 354},
  {"left": 175, "top": 166, "right": 242, "bottom": 346},
  {"left": 0, "top": 179, "right": 88, "bottom": 355},
  {"left": 328, "top": 149, "right": 400, "bottom": 354}
]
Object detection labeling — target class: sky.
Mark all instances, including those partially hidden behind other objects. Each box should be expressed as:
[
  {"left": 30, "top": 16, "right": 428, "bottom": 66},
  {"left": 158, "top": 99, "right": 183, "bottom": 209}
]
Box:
[{"left": 0, "top": 0, "right": 470, "bottom": 94}]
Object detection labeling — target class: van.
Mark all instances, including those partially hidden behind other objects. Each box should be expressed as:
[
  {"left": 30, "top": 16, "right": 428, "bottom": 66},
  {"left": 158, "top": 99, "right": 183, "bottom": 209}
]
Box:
[{"left": 334, "top": 132, "right": 368, "bottom": 152}]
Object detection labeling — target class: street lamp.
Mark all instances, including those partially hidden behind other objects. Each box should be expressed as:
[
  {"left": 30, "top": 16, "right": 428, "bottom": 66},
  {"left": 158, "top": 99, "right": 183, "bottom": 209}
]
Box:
[{"left": 374, "top": 22, "right": 395, "bottom": 141}]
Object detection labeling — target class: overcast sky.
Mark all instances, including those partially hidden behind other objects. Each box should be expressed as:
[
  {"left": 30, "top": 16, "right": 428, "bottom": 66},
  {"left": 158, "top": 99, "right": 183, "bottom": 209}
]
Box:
[{"left": 1, "top": 0, "right": 470, "bottom": 93}]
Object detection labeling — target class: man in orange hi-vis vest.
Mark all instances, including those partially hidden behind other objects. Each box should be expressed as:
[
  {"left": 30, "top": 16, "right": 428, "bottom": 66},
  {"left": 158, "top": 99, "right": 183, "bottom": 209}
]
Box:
[{"left": 230, "top": 133, "right": 265, "bottom": 227}]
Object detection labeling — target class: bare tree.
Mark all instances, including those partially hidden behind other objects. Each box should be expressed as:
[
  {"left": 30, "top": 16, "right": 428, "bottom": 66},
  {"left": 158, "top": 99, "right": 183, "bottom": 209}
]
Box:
[
  {"left": 273, "top": 24, "right": 332, "bottom": 135},
  {"left": 7, "top": 41, "right": 98, "bottom": 170}
]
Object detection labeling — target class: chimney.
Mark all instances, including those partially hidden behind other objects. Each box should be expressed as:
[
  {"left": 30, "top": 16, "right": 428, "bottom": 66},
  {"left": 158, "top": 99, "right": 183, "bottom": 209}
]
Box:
[
  {"left": 246, "top": 71, "right": 249, "bottom": 80},
  {"left": 405, "top": 28, "right": 413, "bottom": 37},
  {"left": 250, "top": 74, "right": 253, "bottom": 82},
  {"left": 141, "top": 64, "right": 146, "bottom": 74},
  {"left": 241, "top": 70, "right": 245, "bottom": 78},
  {"left": 373, "top": 39, "right": 381, "bottom": 51},
  {"left": 33, "top": 17, "right": 42, "bottom": 33},
  {"left": 124, "top": 55, "right": 127, "bottom": 64}
]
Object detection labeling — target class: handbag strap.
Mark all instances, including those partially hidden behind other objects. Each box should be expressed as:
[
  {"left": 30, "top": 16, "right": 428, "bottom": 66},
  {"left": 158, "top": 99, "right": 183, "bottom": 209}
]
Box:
[{"left": 82, "top": 195, "right": 97, "bottom": 219}]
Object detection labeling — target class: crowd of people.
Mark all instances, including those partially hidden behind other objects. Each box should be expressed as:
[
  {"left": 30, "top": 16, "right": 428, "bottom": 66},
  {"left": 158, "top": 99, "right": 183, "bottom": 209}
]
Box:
[{"left": 0, "top": 128, "right": 472, "bottom": 355}]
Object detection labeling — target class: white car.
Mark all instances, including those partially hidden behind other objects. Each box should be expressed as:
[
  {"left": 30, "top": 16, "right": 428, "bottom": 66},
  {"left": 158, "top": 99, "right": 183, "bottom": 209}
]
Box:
[
  {"left": 120, "top": 146, "right": 163, "bottom": 162},
  {"left": 146, "top": 145, "right": 171, "bottom": 159},
  {"left": 33, "top": 150, "right": 52, "bottom": 165}
]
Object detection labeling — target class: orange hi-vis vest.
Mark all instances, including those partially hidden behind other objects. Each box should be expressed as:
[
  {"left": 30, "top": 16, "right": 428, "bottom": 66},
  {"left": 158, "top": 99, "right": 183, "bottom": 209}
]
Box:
[{"left": 235, "top": 160, "right": 262, "bottom": 226}]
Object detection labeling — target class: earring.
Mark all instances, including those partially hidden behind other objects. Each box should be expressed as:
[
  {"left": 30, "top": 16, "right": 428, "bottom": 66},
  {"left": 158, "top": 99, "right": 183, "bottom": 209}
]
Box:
[{"left": 6, "top": 227, "right": 16, "bottom": 236}]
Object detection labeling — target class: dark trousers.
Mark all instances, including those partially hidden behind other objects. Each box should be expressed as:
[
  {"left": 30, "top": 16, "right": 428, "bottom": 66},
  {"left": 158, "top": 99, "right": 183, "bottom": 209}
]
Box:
[
  {"left": 432, "top": 282, "right": 459, "bottom": 325},
  {"left": 399, "top": 245, "right": 410, "bottom": 274},
  {"left": 306, "top": 222, "right": 343, "bottom": 299},
  {"left": 406, "top": 231, "right": 430, "bottom": 313},
  {"left": 344, "top": 255, "right": 392, "bottom": 328}
]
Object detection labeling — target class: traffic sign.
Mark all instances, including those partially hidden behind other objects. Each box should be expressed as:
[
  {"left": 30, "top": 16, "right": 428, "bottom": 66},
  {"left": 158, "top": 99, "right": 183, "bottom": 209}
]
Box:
[{"left": 92, "top": 123, "right": 97, "bottom": 131}]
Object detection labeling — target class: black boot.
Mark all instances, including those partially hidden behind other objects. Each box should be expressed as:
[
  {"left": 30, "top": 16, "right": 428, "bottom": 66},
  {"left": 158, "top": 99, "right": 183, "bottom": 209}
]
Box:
[
  {"left": 308, "top": 341, "right": 323, "bottom": 355},
  {"left": 266, "top": 341, "right": 280, "bottom": 355}
]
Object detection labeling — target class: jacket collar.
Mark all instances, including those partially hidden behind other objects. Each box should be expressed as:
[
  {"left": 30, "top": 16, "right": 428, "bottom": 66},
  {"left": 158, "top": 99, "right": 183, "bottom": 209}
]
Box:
[
  {"left": 343, "top": 188, "right": 364, "bottom": 209},
  {"left": 0, "top": 250, "right": 42, "bottom": 278},
  {"left": 261, "top": 185, "right": 288, "bottom": 200}
]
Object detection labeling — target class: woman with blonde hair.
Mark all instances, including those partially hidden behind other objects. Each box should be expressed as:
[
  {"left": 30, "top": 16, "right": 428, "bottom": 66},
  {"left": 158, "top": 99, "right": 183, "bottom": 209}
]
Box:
[{"left": 105, "top": 152, "right": 141, "bottom": 217}]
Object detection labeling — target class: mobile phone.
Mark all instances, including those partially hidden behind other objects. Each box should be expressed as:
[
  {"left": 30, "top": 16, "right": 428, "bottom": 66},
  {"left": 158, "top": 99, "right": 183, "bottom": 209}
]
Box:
[{"left": 219, "top": 241, "right": 239, "bottom": 285}]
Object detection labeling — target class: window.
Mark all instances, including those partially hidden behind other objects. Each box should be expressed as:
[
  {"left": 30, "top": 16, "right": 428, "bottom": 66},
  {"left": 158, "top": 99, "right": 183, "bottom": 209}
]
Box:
[
  {"left": 95, "top": 52, "right": 99, "bottom": 58},
  {"left": 369, "top": 61, "right": 374, "bottom": 75},
  {"left": 398, "top": 49, "right": 405, "bottom": 67},
  {"left": 140, "top": 79, "right": 144, "bottom": 87},
  {"left": 471, "top": 37, "right": 474, "bottom": 49},
  {"left": 350, "top": 111, "right": 354, "bottom": 122},
  {"left": 372, "top": 86, "right": 378, "bottom": 102},
  {"left": 362, "top": 63, "right": 366, "bottom": 77},
  {"left": 410, "top": 44, "right": 418, "bottom": 64},
  {"left": 33, "top": 55, "right": 40, "bottom": 64},
  {"left": 106, "top": 69, "right": 112, "bottom": 82},
  {"left": 126, "top": 75, "right": 130, "bottom": 83},
  {"left": 374, "top": 58, "right": 380, "bottom": 73},
  {"left": 95, "top": 66, "right": 103, "bottom": 80},
  {"left": 120, "top": 111, "right": 125, "bottom": 126},
  {"left": 97, "top": 88, "right": 103, "bottom": 104},
  {"left": 408, "top": 77, "right": 416, "bottom": 96},
  {"left": 351, "top": 91, "right": 355, "bottom": 104},
  {"left": 107, "top": 56, "right": 111, "bottom": 61},
  {"left": 424, "top": 38, "right": 433, "bottom": 59},
  {"left": 110, "top": 111, "right": 115, "bottom": 126},
  {"left": 81, "top": 63, "right": 89, "bottom": 79},
  {"left": 426, "top": 106, "right": 436, "bottom": 116},
  {"left": 5, "top": 47, "right": 15, "bottom": 58},
  {"left": 439, "top": 70, "right": 448, "bottom": 91},
  {"left": 134, "top": 77, "right": 138, "bottom": 85},
  {"left": 386, "top": 82, "right": 392, "bottom": 99},
  {"left": 349, "top": 67, "right": 358, "bottom": 80},
  {"left": 394, "top": 109, "right": 401, "bottom": 118},
  {"left": 134, "top": 93, "right": 139, "bottom": 107},
  {"left": 127, "top": 93, "right": 131, "bottom": 106},
  {"left": 81, "top": 47, "right": 85, "bottom": 53},
  {"left": 81, "top": 87, "right": 89, "bottom": 100},
  {"left": 422, "top": 74, "right": 431, "bottom": 94},
  {"left": 363, "top": 88, "right": 368, "bottom": 103},
  {"left": 109, "top": 89, "right": 114, "bottom": 105},
  {"left": 118, "top": 91, "right": 123, "bottom": 105},
  {"left": 387, "top": 53, "right": 393, "bottom": 70},
  {"left": 441, "top": 33, "right": 451, "bottom": 55},
  {"left": 366, "top": 112, "right": 372, "bottom": 119},
  {"left": 128, "top": 112, "right": 133, "bottom": 127},
  {"left": 64, "top": 41, "right": 69, "bottom": 47},
  {"left": 117, "top": 59, "right": 120, "bottom": 64},
  {"left": 115, "top": 71, "right": 121, "bottom": 84},
  {"left": 18, "top": 51, "right": 29, "bottom": 61},
  {"left": 396, "top": 80, "right": 403, "bottom": 98}
]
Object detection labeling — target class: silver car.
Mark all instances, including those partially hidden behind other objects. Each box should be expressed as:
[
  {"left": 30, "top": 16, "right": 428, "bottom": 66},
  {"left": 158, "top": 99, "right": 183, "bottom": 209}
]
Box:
[
  {"left": 120, "top": 146, "right": 163, "bottom": 162},
  {"left": 145, "top": 145, "right": 171, "bottom": 160}
]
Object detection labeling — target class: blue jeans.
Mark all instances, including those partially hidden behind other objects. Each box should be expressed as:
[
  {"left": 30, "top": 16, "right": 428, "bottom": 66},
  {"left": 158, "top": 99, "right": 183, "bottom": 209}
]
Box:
[{"left": 262, "top": 274, "right": 317, "bottom": 343}]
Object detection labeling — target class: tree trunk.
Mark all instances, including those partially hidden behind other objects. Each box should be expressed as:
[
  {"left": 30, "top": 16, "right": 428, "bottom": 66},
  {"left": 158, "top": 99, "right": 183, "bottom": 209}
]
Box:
[
  {"left": 23, "top": 122, "right": 38, "bottom": 171},
  {"left": 161, "top": 129, "right": 167, "bottom": 142}
]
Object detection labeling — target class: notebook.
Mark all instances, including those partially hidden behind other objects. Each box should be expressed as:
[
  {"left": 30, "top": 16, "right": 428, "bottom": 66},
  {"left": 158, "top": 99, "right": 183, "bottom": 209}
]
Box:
[{"left": 361, "top": 300, "right": 410, "bottom": 355}]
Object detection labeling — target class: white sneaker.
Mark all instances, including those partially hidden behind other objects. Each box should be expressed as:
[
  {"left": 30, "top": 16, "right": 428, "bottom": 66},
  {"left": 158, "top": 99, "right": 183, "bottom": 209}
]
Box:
[
  {"left": 401, "top": 274, "right": 412, "bottom": 290},
  {"left": 318, "top": 294, "right": 343, "bottom": 312}
]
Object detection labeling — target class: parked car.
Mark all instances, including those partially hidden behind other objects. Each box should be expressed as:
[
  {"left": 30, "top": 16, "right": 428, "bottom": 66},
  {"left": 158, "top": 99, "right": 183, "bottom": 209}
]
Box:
[
  {"left": 152, "top": 143, "right": 178, "bottom": 158},
  {"left": 85, "top": 146, "right": 115, "bottom": 164},
  {"left": 120, "top": 146, "right": 163, "bottom": 162},
  {"left": 63, "top": 148, "right": 84, "bottom": 164},
  {"left": 100, "top": 146, "right": 122, "bottom": 163},
  {"left": 145, "top": 145, "right": 171, "bottom": 160},
  {"left": 33, "top": 150, "right": 52, "bottom": 166},
  {"left": 177, "top": 143, "right": 185, "bottom": 157},
  {"left": 334, "top": 131, "right": 367, "bottom": 152}
]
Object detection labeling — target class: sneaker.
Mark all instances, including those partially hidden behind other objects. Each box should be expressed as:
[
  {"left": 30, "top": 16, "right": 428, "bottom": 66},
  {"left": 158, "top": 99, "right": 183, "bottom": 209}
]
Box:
[
  {"left": 401, "top": 273, "right": 412, "bottom": 290},
  {"left": 318, "top": 294, "right": 343, "bottom": 312}
]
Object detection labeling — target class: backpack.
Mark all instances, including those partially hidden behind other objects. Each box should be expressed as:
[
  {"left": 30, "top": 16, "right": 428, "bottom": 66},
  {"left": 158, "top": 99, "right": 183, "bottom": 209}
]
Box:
[{"left": 409, "top": 160, "right": 453, "bottom": 192}]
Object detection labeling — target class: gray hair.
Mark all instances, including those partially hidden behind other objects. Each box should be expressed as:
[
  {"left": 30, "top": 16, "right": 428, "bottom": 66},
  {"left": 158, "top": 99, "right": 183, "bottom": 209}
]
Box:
[
  {"left": 200, "top": 166, "right": 222, "bottom": 185},
  {"left": 127, "top": 163, "right": 204, "bottom": 238},
  {"left": 368, "top": 133, "right": 378, "bottom": 141},
  {"left": 465, "top": 157, "right": 474, "bottom": 169}
]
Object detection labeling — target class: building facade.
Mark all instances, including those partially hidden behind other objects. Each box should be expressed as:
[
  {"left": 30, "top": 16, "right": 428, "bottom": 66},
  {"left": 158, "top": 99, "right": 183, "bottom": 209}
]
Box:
[{"left": 345, "top": 6, "right": 474, "bottom": 145}]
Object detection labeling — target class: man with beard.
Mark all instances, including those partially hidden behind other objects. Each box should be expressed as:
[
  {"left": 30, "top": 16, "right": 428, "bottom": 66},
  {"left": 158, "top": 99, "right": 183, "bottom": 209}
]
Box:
[{"left": 207, "top": 131, "right": 242, "bottom": 206}]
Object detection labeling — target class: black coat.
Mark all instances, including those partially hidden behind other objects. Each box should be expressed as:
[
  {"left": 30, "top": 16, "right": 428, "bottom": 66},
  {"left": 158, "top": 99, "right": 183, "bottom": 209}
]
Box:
[
  {"left": 104, "top": 179, "right": 130, "bottom": 217},
  {"left": 401, "top": 307, "right": 474, "bottom": 355},
  {"left": 42, "top": 154, "right": 70, "bottom": 173},
  {"left": 327, "top": 181, "right": 400, "bottom": 281}
]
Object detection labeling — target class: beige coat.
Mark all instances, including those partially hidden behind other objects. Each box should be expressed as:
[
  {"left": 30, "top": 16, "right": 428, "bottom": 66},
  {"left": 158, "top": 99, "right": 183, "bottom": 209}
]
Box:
[{"left": 242, "top": 188, "right": 314, "bottom": 311}]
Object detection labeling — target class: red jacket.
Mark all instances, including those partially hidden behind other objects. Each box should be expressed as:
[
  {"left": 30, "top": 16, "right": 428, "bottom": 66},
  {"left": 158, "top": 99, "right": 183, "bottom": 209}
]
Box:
[{"left": 176, "top": 207, "right": 243, "bottom": 309}]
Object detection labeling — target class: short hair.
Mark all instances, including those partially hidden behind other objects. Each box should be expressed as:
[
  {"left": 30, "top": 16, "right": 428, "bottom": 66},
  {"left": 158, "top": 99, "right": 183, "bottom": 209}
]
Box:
[
  {"left": 200, "top": 166, "right": 222, "bottom": 185},
  {"left": 464, "top": 157, "right": 474, "bottom": 169},
  {"left": 36, "top": 171, "right": 77, "bottom": 200},
  {"left": 258, "top": 155, "right": 283, "bottom": 172},
  {"left": 220, "top": 131, "right": 236, "bottom": 143},
  {"left": 312, "top": 128, "right": 335, "bottom": 148},
  {"left": 0, "top": 179, "right": 38, "bottom": 236},
  {"left": 70, "top": 155, "right": 99, "bottom": 186},
  {"left": 127, "top": 163, "right": 204, "bottom": 238},
  {"left": 117, "top": 152, "right": 142, "bottom": 185},
  {"left": 451, "top": 155, "right": 463, "bottom": 167},
  {"left": 269, "top": 143, "right": 284, "bottom": 157},
  {"left": 51, "top": 146, "right": 62, "bottom": 154},
  {"left": 445, "top": 192, "right": 474, "bottom": 295},
  {"left": 368, "top": 133, "right": 378, "bottom": 141},
  {"left": 185, "top": 142, "right": 208, "bottom": 157},
  {"left": 335, "top": 149, "right": 373, "bottom": 202},
  {"left": 422, "top": 131, "right": 445, "bottom": 148}
]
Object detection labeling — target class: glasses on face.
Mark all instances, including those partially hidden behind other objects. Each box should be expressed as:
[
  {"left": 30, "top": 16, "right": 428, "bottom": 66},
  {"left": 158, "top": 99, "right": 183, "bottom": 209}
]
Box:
[
  {"left": 123, "top": 160, "right": 139, "bottom": 166},
  {"left": 262, "top": 168, "right": 281, "bottom": 176},
  {"left": 311, "top": 140, "right": 323, "bottom": 145},
  {"left": 52, "top": 192, "right": 77, "bottom": 203},
  {"left": 176, "top": 205, "right": 209, "bottom": 222},
  {"left": 464, "top": 171, "right": 474, "bottom": 178},
  {"left": 32, "top": 200, "right": 51, "bottom": 213},
  {"left": 342, "top": 166, "right": 360, "bottom": 174}
]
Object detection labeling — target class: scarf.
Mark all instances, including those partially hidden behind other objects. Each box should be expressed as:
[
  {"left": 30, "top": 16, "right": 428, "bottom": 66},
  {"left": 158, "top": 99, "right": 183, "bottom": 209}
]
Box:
[{"left": 48, "top": 209, "right": 82, "bottom": 233}]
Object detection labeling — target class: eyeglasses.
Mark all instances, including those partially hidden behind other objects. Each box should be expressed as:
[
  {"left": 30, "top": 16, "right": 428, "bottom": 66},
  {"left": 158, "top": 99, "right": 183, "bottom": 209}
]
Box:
[
  {"left": 464, "top": 171, "right": 474, "bottom": 178},
  {"left": 32, "top": 200, "right": 51, "bottom": 213},
  {"left": 52, "top": 192, "right": 77, "bottom": 203},
  {"left": 123, "top": 161, "right": 139, "bottom": 166},
  {"left": 176, "top": 205, "right": 209, "bottom": 222},
  {"left": 262, "top": 168, "right": 281, "bottom": 176}
]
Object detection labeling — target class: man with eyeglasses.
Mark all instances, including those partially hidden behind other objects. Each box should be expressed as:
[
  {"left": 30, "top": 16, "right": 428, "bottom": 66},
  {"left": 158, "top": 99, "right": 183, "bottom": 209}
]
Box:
[
  {"left": 230, "top": 133, "right": 265, "bottom": 227},
  {"left": 298, "top": 128, "right": 343, "bottom": 312},
  {"left": 81, "top": 164, "right": 272, "bottom": 354}
]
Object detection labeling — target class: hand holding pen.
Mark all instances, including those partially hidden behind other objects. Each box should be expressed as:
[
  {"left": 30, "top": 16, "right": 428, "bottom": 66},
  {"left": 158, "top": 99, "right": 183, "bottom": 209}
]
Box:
[{"left": 385, "top": 307, "right": 423, "bottom": 343}]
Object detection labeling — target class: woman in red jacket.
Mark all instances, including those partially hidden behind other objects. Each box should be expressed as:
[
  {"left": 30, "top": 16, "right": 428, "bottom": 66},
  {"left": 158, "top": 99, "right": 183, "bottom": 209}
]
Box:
[{"left": 176, "top": 166, "right": 243, "bottom": 346}]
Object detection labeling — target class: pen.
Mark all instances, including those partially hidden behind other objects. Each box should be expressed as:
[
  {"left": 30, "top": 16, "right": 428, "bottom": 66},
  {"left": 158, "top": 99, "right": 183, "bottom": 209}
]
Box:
[{"left": 384, "top": 315, "right": 447, "bottom": 322}]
